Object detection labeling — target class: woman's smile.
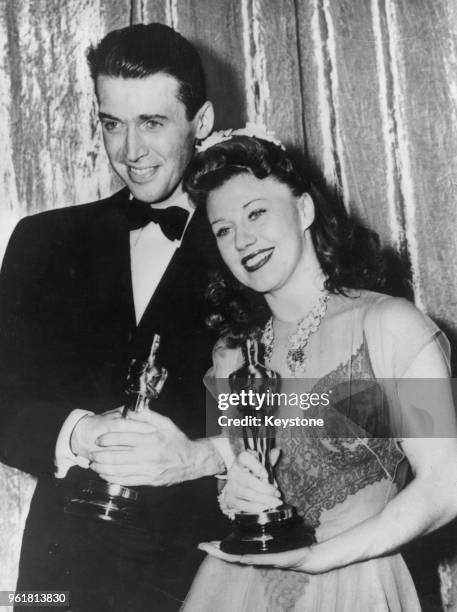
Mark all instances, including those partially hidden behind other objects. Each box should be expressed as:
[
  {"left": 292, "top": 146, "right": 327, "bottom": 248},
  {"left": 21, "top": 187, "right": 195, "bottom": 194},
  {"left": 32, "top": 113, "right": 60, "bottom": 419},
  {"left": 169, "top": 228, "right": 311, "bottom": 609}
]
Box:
[{"left": 241, "top": 247, "right": 275, "bottom": 272}]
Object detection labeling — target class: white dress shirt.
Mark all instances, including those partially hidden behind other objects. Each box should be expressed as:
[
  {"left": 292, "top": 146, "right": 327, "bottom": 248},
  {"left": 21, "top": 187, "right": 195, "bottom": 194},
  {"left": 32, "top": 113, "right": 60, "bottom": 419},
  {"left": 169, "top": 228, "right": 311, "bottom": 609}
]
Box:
[
  {"left": 55, "top": 192, "right": 195, "bottom": 477},
  {"left": 130, "top": 192, "right": 194, "bottom": 323}
]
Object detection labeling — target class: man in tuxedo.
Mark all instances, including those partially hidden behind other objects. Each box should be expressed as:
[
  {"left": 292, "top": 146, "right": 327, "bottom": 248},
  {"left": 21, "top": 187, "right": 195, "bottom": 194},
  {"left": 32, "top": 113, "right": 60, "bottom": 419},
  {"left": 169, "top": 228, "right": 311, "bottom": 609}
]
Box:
[{"left": 0, "top": 23, "right": 228, "bottom": 612}]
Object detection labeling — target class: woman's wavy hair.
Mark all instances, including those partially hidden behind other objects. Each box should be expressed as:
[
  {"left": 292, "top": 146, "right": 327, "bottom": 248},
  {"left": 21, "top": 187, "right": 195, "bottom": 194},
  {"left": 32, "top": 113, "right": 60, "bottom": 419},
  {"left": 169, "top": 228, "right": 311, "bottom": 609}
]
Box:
[{"left": 183, "top": 136, "right": 385, "bottom": 346}]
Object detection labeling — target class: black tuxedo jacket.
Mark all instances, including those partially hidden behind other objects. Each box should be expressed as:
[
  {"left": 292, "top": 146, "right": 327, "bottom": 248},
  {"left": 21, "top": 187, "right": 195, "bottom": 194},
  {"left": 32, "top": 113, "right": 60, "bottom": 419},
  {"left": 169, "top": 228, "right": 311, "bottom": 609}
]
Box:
[{"left": 0, "top": 188, "right": 226, "bottom": 610}]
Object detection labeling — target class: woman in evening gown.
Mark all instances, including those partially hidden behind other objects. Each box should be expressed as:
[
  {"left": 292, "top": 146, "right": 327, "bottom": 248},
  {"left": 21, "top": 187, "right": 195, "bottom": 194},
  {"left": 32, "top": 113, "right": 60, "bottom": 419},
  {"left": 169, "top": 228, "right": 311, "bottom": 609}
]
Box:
[{"left": 180, "top": 130, "right": 457, "bottom": 611}]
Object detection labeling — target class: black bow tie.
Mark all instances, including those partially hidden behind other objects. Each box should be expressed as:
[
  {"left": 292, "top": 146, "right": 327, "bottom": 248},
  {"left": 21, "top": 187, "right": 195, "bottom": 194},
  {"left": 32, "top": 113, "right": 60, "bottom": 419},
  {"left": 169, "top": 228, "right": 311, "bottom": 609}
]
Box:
[{"left": 128, "top": 200, "right": 190, "bottom": 241}]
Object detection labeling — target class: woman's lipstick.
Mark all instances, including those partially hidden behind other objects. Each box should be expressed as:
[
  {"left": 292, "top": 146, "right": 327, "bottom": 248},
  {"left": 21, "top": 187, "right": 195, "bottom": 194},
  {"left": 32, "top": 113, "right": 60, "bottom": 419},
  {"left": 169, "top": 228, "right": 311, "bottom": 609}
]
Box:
[{"left": 241, "top": 247, "right": 274, "bottom": 272}]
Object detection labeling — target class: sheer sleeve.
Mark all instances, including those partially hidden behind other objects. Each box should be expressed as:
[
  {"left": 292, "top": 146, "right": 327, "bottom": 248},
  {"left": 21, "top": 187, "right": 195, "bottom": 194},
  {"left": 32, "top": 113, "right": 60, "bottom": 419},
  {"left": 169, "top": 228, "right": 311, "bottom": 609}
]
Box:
[
  {"left": 363, "top": 296, "right": 450, "bottom": 379},
  {"left": 363, "top": 296, "right": 455, "bottom": 439}
]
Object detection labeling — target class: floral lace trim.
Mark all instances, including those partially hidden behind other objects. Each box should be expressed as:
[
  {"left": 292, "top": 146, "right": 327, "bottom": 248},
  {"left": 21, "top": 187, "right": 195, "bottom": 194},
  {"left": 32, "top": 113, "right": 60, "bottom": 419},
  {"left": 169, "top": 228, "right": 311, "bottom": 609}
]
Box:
[{"left": 276, "top": 436, "right": 404, "bottom": 527}]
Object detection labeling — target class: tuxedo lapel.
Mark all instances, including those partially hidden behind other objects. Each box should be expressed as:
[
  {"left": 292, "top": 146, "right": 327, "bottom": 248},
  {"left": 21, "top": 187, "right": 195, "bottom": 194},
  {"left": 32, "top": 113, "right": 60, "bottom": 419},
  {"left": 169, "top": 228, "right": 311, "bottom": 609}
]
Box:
[{"left": 85, "top": 189, "right": 136, "bottom": 338}]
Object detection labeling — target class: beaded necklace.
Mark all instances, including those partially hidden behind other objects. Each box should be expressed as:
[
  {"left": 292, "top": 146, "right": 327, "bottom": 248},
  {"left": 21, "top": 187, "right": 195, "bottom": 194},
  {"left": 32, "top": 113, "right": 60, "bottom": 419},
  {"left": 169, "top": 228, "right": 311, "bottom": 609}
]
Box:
[{"left": 261, "top": 291, "right": 329, "bottom": 375}]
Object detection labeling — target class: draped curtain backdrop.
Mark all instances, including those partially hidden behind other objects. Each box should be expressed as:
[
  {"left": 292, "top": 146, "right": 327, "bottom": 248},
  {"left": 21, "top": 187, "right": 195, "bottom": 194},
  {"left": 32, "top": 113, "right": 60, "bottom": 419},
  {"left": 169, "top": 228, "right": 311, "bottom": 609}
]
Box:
[{"left": 0, "top": 0, "right": 456, "bottom": 607}]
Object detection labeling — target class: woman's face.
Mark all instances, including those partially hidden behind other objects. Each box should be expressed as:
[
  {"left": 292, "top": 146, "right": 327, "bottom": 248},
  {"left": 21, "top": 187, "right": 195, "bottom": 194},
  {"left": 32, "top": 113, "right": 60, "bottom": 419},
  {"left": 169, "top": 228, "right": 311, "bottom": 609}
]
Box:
[{"left": 207, "top": 173, "right": 312, "bottom": 295}]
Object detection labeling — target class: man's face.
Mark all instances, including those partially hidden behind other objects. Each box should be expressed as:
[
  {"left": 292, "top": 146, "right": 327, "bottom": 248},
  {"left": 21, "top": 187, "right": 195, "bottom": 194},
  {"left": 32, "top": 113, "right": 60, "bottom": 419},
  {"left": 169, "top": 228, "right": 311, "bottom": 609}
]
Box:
[{"left": 97, "top": 73, "right": 209, "bottom": 204}]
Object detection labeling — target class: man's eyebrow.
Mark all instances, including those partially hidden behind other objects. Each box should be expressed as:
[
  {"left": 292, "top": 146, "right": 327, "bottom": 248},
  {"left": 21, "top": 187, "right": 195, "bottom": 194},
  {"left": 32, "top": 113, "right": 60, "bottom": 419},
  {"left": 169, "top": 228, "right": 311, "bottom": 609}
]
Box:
[
  {"left": 138, "top": 114, "right": 168, "bottom": 122},
  {"left": 98, "top": 112, "right": 169, "bottom": 122},
  {"left": 98, "top": 112, "right": 120, "bottom": 121}
]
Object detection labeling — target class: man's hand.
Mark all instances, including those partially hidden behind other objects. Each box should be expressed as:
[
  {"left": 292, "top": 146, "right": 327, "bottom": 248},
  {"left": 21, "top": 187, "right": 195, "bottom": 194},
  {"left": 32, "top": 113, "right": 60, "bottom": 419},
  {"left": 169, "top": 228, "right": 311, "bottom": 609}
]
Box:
[
  {"left": 89, "top": 410, "right": 226, "bottom": 486},
  {"left": 70, "top": 408, "right": 157, "bottom": 460}
]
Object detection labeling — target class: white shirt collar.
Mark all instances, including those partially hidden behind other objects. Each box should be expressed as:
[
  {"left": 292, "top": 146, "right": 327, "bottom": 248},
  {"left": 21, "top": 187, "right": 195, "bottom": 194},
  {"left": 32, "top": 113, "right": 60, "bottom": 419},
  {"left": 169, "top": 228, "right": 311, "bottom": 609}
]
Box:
[{"left": 128, "top": 191, "right": 194, "bottom": 214}]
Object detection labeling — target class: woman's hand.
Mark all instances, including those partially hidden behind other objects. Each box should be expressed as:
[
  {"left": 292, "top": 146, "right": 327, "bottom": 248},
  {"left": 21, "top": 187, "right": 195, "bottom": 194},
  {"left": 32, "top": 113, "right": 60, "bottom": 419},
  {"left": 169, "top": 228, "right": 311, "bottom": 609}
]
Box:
[
  {"left": 221, "top": 449, "right": 282, "bottom": 515},
  {"left": 197, "top": 541, "right": 329, "bottom": 574}
]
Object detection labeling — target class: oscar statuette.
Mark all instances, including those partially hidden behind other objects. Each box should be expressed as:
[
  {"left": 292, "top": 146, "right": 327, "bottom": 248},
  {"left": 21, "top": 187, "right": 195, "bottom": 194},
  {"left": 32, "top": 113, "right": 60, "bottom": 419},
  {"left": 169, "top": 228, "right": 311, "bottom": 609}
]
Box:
[
  {"left": 64, "top": 334, "right": 167, "bottom": 529},
  {"left": 220, "top": 338, "right": 316, "bottom": 554}
]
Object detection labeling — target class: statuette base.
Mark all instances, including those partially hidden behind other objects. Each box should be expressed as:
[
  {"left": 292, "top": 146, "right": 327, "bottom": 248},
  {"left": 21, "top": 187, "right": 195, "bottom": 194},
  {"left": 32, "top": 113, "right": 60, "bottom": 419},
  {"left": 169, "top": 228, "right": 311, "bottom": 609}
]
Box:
[{"left": 220, "top": 503, "right": 315, "bottom": 554}]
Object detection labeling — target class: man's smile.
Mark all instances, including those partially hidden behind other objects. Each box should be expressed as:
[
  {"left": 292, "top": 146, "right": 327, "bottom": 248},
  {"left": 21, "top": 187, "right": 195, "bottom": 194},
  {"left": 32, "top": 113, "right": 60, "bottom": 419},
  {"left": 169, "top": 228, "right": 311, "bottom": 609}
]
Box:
[{"left": 127, "top": 165, "right": 160, "bottom": 182}]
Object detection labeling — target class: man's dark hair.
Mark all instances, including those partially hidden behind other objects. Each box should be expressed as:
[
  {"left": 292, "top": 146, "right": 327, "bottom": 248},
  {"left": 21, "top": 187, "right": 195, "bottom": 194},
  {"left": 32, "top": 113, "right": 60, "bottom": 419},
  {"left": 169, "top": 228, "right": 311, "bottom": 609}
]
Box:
[{"left": 87, "top": 23, "right": 206, "bottom": 119}]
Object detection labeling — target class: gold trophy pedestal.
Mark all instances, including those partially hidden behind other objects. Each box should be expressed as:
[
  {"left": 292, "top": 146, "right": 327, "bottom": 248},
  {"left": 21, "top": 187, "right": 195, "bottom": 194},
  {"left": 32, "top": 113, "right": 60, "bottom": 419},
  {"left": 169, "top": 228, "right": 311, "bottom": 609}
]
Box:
[{"left": 220, "top": 503, "right": 315, "bottom": 554}]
